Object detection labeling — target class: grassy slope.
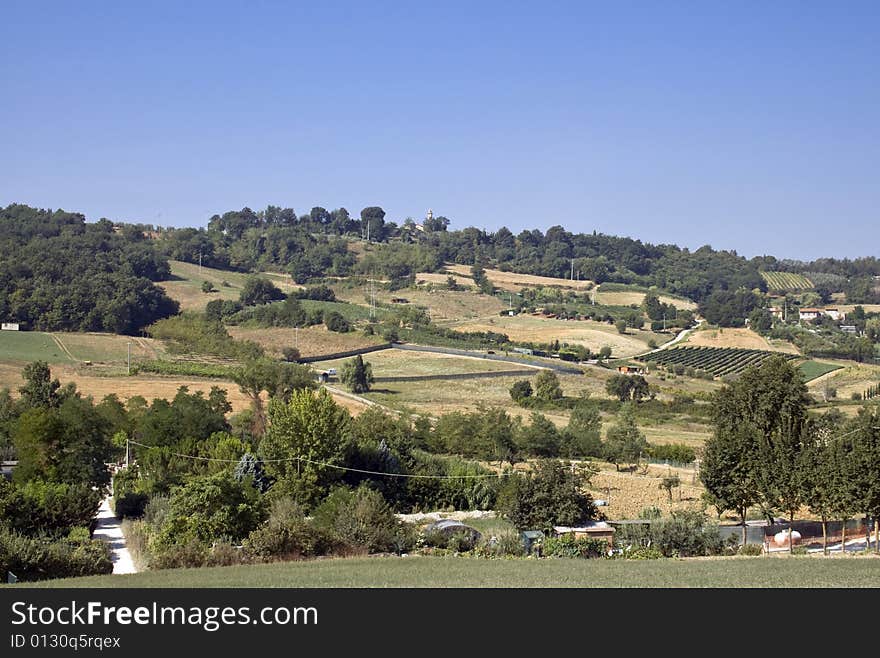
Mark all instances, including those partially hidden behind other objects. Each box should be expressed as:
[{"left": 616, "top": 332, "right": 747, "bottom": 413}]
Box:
[
  {"left": 159, "top": 260, "right": 301, "bottom": 312},
  {"left": 798, "top": 360, "right": 842, "bottom": 382},
  {"left": 22, "top": 555, "right": 880, "bottom": 588},
  {"left": 0, "top": 331, "right": 72, "bottom": 364}
]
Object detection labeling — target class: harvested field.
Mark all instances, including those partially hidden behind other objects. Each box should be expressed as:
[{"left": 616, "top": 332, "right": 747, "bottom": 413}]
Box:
[
  {"left": 333, "top": 284, "right": 505, "bottom": 322},
  {"left": 312, "top": 349, "right": 533, "bottom": 379},
  {"left": 448, "top": 314, "right": 657, "bottom": 358},
  {"left": 414, "top": 272, "right": 475, "bottom": 289},
  {"left": 590, "top": 463, "right": 704, "bottom": 520},
  {"left": 807, "top": 361, "right": 880, "bottom": 400},
  {"left": 595, "top": 288, "right": 698, "bottom": 311},
  {"left": 684, "top": 327, "right": 800, "bottom": 354},
  {"left": 228, "top": 325, "right": 384, "bottom": 359},
  {"left": 445, "top": 264, "right": 594, "bottom": 292},
  {"left": 51, "top": 333, "right": 163, "bottom": 363}
]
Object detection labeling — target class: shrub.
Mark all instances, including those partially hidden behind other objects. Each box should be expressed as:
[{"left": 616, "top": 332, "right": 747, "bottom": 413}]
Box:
[
  {"left": 149, "top": 539, "right": 209, "bottom": 570},
  {"left": 245, "top": 499, "right": 335, "bottom": 560},
  {"left": 201, "top": 280, "right": 216, "bottom": 293},
  {"left": 206, "top": 541, "right": 246, "bottom": 567},
  {"left": 738, "top": 543, "right": 763, "bottom": 556},
  {"left": 543, "top": 533, "right": 608, "bottom": 559},
  {"left": 0, "top": 527, "right": 113, "bottom": 582},
  {"left": 499, "top": 460, "right": 598, "bottom": 532},
  {"left": 647, "top": 443, "right": 696, "bottom": 464},
  {"left": 0, "top": 479, "right": 102, "bottom": 538},
  {"left": 282, "top": 347, "right": 301, "bottom": 362},
  {"left": 122, "top": 519, "right": 150, "bottom": 570},
  {"left": 509, "top": 380, "right": 533, "bottom": 403},
  {"left": 114, "top": 493, "right": 149, "bottom": 519},
  {"left": 311, "top": 486, "right": 402, "bottom": 553},
  {"left": 324, "top": 311, "right": 351, "bottom": 333},
  {"left": 621, "top": 546, "right": 663, "bottom": 560}
]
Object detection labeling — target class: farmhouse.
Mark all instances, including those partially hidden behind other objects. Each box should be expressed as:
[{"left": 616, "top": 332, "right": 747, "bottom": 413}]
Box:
[
  {"left": 617, "top": 365, "right": 645, "bottom": 375},
  {"left": 798, "top": 308, "right": 823, "bottom": 321},
  {"left": 1, "top": 322, "right": 20, "bottom": 331},
  {"left": 768, "top": 307, "right": 784, "bottom": 319},
  {"left": 824, "top": 307, "right": 843, "bottom": 321}
]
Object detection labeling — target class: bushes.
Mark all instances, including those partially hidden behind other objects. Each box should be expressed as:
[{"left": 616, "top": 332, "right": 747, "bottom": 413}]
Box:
[
  {"left": 647, "top": 443, "right": 696, "bottom": 464},
  {"left": 0, "top": 479, "right": 102, "bottom": 538},
  {"left": 543, "top": 534, "right": 608, "bottom": 559},
  {"left": 0, "top": 527, "right": 112, "bottom": 582},
  {"left": 324, "top": 311, "right": 351, "bottom": 333},
  {"left": 311, "top": 486, "right": 406, "bottom": 554},
  {"left": 245, "top": 499, "right": 335, "bottom": 560}
]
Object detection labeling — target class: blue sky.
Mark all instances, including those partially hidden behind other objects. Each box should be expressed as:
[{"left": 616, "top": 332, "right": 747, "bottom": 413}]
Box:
[{"left": 1, "top": 1, "right": 877, "bottom": 260}]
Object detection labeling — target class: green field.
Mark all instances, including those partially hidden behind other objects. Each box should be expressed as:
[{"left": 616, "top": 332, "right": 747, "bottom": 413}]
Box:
[
  {"left": 760, "top": 271, "right": 814, "bottom": 291},
  {"left": 20, "top": 555, "right": 880, "bottom": 588},
  {"left": 0, "top": 331, "right": 72, "bottom": 363},
  {"left": 798, "top": 360, "right": 843, "bottom": 382}
]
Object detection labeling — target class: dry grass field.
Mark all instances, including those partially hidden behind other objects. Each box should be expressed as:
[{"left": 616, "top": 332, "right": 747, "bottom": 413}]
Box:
[
  {"left": 594, "top": 288, "right": 698, "bottom": 311},
  {"left": 160, "top": 260, "right": 301, "bottom": 312},
  {"left": 333, "top": 283, "right": 506, "bottom": 322},
  {"left": 414, "top": 271, "right": 475, "bottom": 289},
  {"left": 444, "top": 264, "right": 594, "bottom": 292},
  {"left": 312, "top": 348, "right": 535, "bottom": 379},
  {"left": 447, "top": 314, "right": 659, "bottom": 358},
  {"left": 684, "top": 326, "right": 800, "bottom": 354},
  {"left": 228, "top": 325, "right": 385, "bottom": 358},
  {"left": 590, "top": 462, "right": 704, "bottom": 519}
]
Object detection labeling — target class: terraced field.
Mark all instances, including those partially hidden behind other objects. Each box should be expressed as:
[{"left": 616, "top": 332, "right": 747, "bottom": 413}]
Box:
[
  {"left": 760, "top": 271, "right": 813, "bottom": 291},
  {"left": 640, "top": 346, "right": 799, "bottom": 378}
]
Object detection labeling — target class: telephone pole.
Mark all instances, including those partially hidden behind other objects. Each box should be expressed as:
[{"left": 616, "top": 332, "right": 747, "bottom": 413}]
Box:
[{"left": 127, "top": 341, "right": 131, "bottom": 375}]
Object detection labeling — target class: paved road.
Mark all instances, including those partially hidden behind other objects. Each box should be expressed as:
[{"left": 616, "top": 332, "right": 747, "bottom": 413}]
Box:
[{"left": 92, "top": 497, "right": 137, "bottom": 575}]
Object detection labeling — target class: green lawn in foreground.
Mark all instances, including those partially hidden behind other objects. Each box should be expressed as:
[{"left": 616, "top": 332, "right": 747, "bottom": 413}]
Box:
[
  {"left": 19, "top": 555, "right": 880, "bottom": 588},
  {"left": 0, "top": 331, "right": 72, "bottom": 363}
]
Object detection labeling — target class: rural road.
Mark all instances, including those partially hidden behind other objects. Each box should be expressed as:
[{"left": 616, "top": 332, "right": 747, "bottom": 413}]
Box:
[
  {"left": 640, "top": 319, "right": 704, "bottom": 356},
  {"left": 92, "top": 497, "right": 137, "bottom": 575}
]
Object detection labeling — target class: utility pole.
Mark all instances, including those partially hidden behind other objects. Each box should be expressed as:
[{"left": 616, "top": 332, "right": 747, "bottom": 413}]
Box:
[
  {"left": 127, "top": 341, "right": 131, "bottom": 375},
  {"left": 571, "top": 258, "right": 574, "bottom": 281},
  {"left": 198, "top": 251, "right": 202, "bottom": 275},
  {"left": 125, "top": 437, "right": 130, "bottom": 468}
]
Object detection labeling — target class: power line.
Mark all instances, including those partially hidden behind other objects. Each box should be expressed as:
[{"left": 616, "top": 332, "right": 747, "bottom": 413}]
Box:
[{"left": 127, "top": 440, "right": 514, "bottom": 480}]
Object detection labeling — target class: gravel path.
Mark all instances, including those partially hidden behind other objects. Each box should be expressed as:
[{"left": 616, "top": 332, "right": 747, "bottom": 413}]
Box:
[{"left": 92, "top": 497, "right": 137, "bottom": 575}]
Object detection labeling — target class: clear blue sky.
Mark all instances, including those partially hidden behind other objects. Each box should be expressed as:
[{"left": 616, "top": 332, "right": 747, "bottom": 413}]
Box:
[{"left": 2, "top": 1, "right": 877, "bottom": 260}]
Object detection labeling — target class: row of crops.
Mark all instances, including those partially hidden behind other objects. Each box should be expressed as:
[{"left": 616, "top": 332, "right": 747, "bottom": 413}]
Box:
[
  {"left": 760, "top": 271, "right": 814, "bottom": 291},
  {"left": 639, "top": 346, "right": 799, "bottom": 378}
]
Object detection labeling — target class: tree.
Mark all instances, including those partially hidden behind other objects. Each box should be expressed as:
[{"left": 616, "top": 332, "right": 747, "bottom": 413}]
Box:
[
  {"left": 232, "top": 358, "right": 316, "bottom": 437},
  {"left": 13, "top": 396, "right": 113, "bottom": 489},
  {"left": 153, "top": 472, "right": 267, "bottom": 549},
  {"left": 509, "top": 380, "right": 533, "bottom": 403},
  {"left": 259, "top": 389, "right": 350, "bottom": 509},
  {"left": 446, "top": 275, "right": 460, "bottom": 291},
  {"left": 615, "top": 319, "right": 628, "bottom": 334},
  {"left": 533, "top": 370, "right": 562, "bottom": 401},
  {"left": 282, "top": 347, "right": 301, "bottom": 362},
  {"left": 339, "top": 355, "right": 374, "bottom": 394},
  {"left": 323, "top": 311, "right": 350, "bottom": 333},
  {"left": 604, "top": 374, "right": 649, "bottom": 402},
  {"left": 659, "top": 474, "right": 681, "bottom": 501},
  {"left": 201, "top": 280, "right": 216, "bottom": 293},
  {"left": 518, "top": 412, "right": 560, "bottom": 457},
  {"left": 561, "top": 402, "right": 602, "bottom": 458},
  {"left": 603, "top": 403, "right": 647, "bottom": 472},
  {"left": 598, "top": 346, "right": 612, "bottom": 360},
  {"left": 360, "top": 206, "right": 386, "bottom": 242},
  {"left": 239, "top": 276, "right": 285, "bottom": 306},
  {"left": 18, "top": 361, "right": 66, "bottom": 409},
  {"left": 499, "top": 460, "right": 599, "bottom": 532}
]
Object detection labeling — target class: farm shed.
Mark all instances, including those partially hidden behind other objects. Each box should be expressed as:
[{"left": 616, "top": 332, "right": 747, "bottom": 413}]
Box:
[
  {"left": 553, "top": 521, "right": 616, "bottom": 548},
  {"left": 1, "top": 323, "right": 20, "bottom": 331},
  {"left": 520, "top": 530, "right": 544, "bottom": 555}
]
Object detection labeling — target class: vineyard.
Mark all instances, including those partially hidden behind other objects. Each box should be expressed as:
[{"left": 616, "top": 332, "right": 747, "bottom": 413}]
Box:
[
  {"left": 760, "top": 271, "right": 814, "bottom": 290},
  {"left": 640, "top": 346, "right": 799, "bottom": 378}
]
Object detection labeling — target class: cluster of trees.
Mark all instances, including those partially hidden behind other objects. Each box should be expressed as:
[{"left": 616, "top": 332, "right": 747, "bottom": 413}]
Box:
[
  {"left": 0, "top": 362, "right": 117, "bottom": 581},
  {"left": 0, "top": 204, "right": 178, "bottom": 333},
  {"left": 700, "top": 356, "right": 880, "bottom": 551}
]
